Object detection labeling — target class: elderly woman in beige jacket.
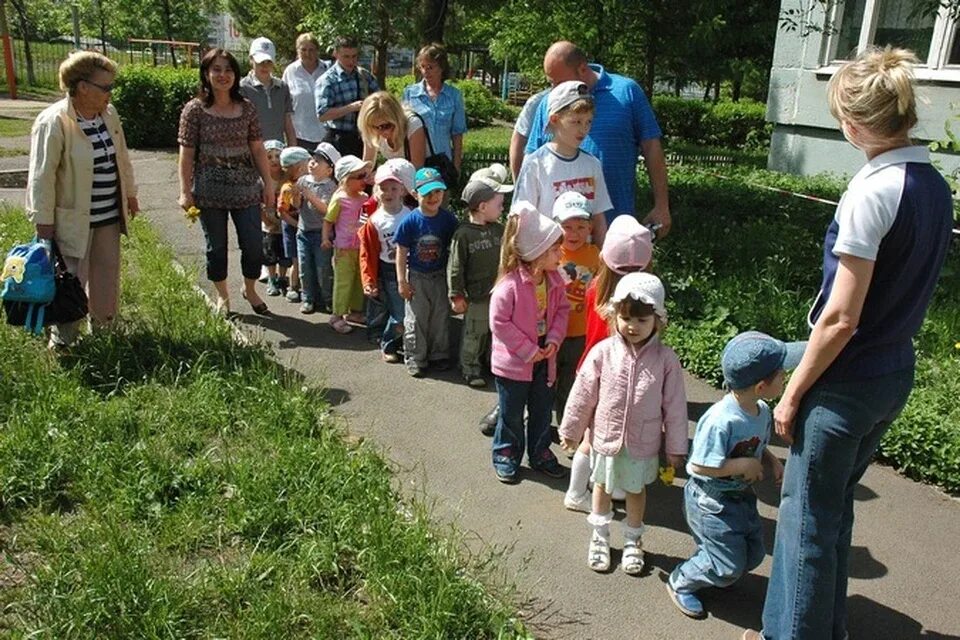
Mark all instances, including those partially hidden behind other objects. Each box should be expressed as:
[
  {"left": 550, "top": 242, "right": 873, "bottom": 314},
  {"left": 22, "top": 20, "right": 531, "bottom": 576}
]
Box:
[{"left": 25, "top": 51, "right": 138, "bottom": 347}]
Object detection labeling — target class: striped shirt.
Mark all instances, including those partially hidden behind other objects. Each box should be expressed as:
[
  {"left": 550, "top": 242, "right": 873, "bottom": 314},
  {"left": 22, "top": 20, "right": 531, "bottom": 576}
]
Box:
[{"left": 76, "top": 114, "right": 119, "bottom": 227}]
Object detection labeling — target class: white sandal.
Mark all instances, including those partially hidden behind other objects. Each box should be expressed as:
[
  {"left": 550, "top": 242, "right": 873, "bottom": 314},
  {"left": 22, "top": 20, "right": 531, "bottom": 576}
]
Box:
[
  {"left": 622, "top": 538, "right": 644, "bottom": 575},
  {"left": 588, "top": 531, "right": 611, "bottom": 572}
]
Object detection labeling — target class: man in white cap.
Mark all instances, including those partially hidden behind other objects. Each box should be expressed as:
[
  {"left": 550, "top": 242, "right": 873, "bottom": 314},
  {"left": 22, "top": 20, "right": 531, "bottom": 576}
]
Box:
[{"left": 240, "top": 37, "right": 297, "bottom": 144}]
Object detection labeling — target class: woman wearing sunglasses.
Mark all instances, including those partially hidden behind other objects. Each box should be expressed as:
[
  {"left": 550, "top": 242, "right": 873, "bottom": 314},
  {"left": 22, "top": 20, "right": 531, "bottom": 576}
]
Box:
[
  {"left": 26, "top": 50, "right": 139, "bottom": 348},
  {"left": 358, "top": 91, "right": 426, "bottom": 170}
]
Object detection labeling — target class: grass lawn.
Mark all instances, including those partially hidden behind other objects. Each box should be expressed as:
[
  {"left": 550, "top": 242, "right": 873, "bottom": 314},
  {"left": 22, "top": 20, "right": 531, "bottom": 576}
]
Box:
[
  {"left": 0, "top": 146, "right": 27, "bottom": 157},
  {"left": 0, "top": 207, "right": 529, "bottom": 638},
  {"left": 464, "top": 126, "right": 512, "bottom": 155},
  {"left": 0, "top": 117, "right": 32, "bottom": 138}
]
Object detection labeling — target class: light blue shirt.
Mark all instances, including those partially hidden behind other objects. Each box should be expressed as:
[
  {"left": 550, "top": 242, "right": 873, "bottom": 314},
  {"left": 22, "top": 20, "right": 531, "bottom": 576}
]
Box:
[
  {"left": 525, "top": 64, "right": 661, "bottom": 216},
  {"left": 402, "top": 80, "right": 467, "bottom": 161},
  {"left": 686, "top": 393, "right": 771, "bottom": 494}
]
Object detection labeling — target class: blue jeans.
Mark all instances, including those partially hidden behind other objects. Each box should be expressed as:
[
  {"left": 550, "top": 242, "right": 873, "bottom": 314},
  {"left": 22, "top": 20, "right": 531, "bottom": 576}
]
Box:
[
  {"left": 296, "top": 230, "right": 332, "bottom": 307},
  {"left": 670, "top": 479, "right": 764, "bottom": 593},
  {"left": 377, "top": 261, "right": 405, "bottom": 355},
  {"left": 198, "top": 204, "right": 262, "bottom": 281},
  {"left": 760, "top": 369, "right": 914, "bottom": 640},
  {"left": 492, "top": 360, "right": 557, "bottom": 475}
]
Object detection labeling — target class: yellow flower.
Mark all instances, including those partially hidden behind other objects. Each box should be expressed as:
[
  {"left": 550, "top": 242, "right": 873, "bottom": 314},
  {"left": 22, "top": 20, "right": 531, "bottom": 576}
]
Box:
[
  {"left": 659, "top": 465, "right": 675, "bottom": 486},
  {"left": 184, "top": 206, "right": 201, "bottom": 224},
  {"left": 955, "top": 341, "right": 960, "bottom": 350}
]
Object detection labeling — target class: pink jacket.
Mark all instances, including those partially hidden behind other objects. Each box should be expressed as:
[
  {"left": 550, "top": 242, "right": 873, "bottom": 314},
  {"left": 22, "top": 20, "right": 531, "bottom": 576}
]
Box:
[
  {"left": 560, "top": 333, "right": 688, "bottom": 458},
  {"left": 490, "top": 267, "right": 570, "bottom": 385}
]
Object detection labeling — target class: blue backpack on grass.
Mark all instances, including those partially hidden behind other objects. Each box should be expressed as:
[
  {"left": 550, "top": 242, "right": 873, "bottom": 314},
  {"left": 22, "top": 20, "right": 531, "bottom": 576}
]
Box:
[{"left": 1, "top": 238, "right": 55, "bottom": 334}]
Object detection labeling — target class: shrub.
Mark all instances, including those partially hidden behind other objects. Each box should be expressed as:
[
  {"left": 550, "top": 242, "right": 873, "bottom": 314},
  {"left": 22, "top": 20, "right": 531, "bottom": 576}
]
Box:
[
  {"left": 651, "top": 95, "right": 771, "bottom": 150},
  {"left": 112, "top": 65, "right": 197, "bottom": 149}
]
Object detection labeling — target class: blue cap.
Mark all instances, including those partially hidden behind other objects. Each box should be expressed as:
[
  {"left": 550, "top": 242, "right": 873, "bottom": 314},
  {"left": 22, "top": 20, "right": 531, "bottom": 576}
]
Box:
[
  {"left": 721, "top": 331, "right": 806, "bottom": 390},
  {"left": 415, "top": 167, "right": 446, "bottom": 196}
]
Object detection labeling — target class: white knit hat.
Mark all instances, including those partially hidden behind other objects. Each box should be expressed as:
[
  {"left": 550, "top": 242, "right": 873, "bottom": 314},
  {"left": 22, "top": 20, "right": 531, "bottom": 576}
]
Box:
[
  {"left": 600, "top": 215, "right": 653, "bottom": 274},
  {"left": 609, "top": 272, "right": 667, "bottom": 322},
  {"left": 510, "top": 200, "right": 562, "bottom": 262}
]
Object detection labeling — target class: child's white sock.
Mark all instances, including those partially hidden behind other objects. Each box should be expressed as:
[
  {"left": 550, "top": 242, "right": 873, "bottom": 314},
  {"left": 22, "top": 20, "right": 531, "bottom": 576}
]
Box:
[
  {"left": 622, "top": 523, "right": 645, "bottom": 543},
  {"left": 586, "top": 510, "right": 614, "bottom": 540},
  {"left": 566, "top": 450, "right": 591, "bottom": 498}
]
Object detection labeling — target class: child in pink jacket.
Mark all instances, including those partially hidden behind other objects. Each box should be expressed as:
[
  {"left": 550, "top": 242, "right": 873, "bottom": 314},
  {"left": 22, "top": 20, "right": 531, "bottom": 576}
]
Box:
[
  {"left": 489, "top": 201, "right": 570, "bottom": 484},
  {"left": 560, "top": 272, "right": 687, "bottom": 575}
]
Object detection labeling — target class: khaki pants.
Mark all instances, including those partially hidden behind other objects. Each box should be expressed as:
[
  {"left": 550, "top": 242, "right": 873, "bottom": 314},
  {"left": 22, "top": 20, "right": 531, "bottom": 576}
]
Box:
[
  {"left": 459, "top": 298, "right": 490, "bottom": 378},
  {"left": 49, "top": 222, "right": 121, "bottom": 346}
]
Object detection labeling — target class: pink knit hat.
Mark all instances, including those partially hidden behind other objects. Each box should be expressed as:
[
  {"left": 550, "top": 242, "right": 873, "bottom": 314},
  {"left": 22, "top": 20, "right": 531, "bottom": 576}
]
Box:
[
  {"left": 510, "top": 200, "right": 562, "bottom": 262},
  {"left": 600, "top": 215, "right": 653, "bottom": 274}
]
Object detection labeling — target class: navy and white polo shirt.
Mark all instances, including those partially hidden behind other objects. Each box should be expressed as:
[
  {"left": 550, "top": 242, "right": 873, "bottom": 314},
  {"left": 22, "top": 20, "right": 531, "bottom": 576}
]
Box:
[{"left": 809, "top": 145, "right": 953, "bottom": 381}]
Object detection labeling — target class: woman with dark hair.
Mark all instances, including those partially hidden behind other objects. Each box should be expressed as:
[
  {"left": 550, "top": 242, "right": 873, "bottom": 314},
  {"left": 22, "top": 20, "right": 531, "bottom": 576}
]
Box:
[
  {"left": 177, "top": 49, "right": 274, "bottom": 316},
  {"left": 402, "top": 43, "right": 467, "bottom": 185}
]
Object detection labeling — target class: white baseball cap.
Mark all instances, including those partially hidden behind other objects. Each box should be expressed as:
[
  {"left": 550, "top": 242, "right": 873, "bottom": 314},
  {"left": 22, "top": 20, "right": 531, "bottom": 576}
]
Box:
[
  {"left": 552, "top": 191, "right": 592, "bottom": 222},
  {"left": 548, "top": 80, "right": 592, "bottom": 117},
  {"left": 249, "top": 37, "right": 276, "bottom": 63}
]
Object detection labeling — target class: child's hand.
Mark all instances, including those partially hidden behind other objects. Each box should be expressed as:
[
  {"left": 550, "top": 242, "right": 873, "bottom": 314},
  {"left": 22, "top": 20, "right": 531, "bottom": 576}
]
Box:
[
  {"left": 539, "top": 343, "right": 558, "bottom": 360},
  {"left": 530, "top": 350, "right": 546, "bottom": 363},
  {"left": 561, "top": 437, "right": 579, "bottom": 453},
  {"left": 321, "top": 239, "right": 333, "bottom": 250},
  {"left": 769, "top": 455, "right": 785, "bottom": 486},
  {"left": 738, "top": 458, "right": 764, "bottom": 484},
  {"left": 666, "top": 454, "right": 685, "bottom": 470},
  {"left": 399, "top": 281, "right": 414, "bottom": 300},
  {"left": 363, "top": 284, "right": 379, "bottom": 298},
  {"left": 450, "top": 297, "right": 467, "bottom": 314}
]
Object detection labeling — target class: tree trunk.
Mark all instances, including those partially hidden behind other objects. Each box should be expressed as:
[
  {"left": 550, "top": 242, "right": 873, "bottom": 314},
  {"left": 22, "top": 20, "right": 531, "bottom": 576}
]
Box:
[
  {"left": 159, "top": 0, "right": 178, "bottom": 67},
  {"left": 419, "top": 0, "right": 448, "bottom": 44},
  {"left": 373, "top": 0, "right": 389, "bottom": 87},
  {"left": 8, "top": 0, "right": 34, "bottom": 85},
  {"left": 731, "top": 78, "right": 742, "bottom": 102},
  {"left": 96, "top": 0, "right": 108, "bottom": 56}
]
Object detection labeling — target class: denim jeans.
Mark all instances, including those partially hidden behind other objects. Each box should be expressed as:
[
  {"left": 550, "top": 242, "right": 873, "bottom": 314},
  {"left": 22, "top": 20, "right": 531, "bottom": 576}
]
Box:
[
  {"left": 760, "top": 369, "right": 915, "bottom": 640},
  {"left": 296, "top": 230, "right": 331, "bottom": 307},
  {"left": 198, "top": 204, "right": 262, "bottom": 281},
  {"left": 492, "top": 359, "right": 557, "bottom": 475},
  {"left": 670, "top": 478, "right": 764, "bottom": 593},
  {"left": 378, "top": 261, "right": 405, "bottom": 355},
  {"left": 366, "top": 292, "right": 388, "bottom": 342}
]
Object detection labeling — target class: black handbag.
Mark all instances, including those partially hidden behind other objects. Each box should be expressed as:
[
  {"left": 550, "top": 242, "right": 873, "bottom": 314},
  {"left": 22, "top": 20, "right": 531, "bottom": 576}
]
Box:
[
  {"left": 412, "top": 113, "right": 460, "bottom": 192},
  {"left": 45, "top": 241, "right": 88, "bottom": 325}
]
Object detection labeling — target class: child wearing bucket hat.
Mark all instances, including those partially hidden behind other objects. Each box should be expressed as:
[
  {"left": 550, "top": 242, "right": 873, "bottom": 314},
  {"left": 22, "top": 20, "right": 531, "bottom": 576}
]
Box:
[
  {"left": 275, "top": 146, "right": 313, "bottom": 309},
  {"left": 513, "top": 80, "right": 613, "bottom": 246},
  {"left": 667, "top": 331, "right": 801, "bottom": 619},
  {"left": 560, "top": 214, "right": 655, "bottom": 513},
  {"left": 488, "top": 201, "right": 570, "bottom": 484},
  {"left": 560, "top": 272, "right": 687, "bottom": 575},
  {"left": 447, "top": 164, "right": 513, "bottom": 387},
  {"left": 393, "top": 167, "right": 460, "bottom": 377},
  {"left": 293, "top": 142, "right": 340, "bottom": 314},
  {"left": 323, "top": 155, "right": 372, "bottom": 333}
]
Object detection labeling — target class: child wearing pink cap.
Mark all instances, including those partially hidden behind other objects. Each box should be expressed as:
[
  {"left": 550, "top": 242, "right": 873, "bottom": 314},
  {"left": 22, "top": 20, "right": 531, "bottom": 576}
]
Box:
[
  {"left": 489, "top": 201, "right": 570, "bottom": 484},
  {"left": 358, "top": 159, "right": 415, "bottom": 361}
]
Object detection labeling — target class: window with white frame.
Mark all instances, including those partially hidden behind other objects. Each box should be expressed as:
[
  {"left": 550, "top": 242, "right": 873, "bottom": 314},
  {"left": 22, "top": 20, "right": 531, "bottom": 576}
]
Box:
[{"left": 826, "top": 0, "right": 958, "bottom": 72}]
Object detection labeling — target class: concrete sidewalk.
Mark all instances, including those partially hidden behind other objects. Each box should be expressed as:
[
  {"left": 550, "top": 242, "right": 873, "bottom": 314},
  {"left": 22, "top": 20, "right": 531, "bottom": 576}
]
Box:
[{"left": 3, "top": 148, "right": 959, "bottom": 639}]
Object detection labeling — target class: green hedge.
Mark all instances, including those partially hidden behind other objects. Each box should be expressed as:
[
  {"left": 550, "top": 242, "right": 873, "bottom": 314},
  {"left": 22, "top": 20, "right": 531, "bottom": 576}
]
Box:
[
  {"left": 651, "top": 96, "right": 772, "bottom": 150},
  {"left": 112, "top": 65, "right": 197, "bottom": 149},
  {"left": 387, "top": 74, "right": 517, "bottom": 127}
]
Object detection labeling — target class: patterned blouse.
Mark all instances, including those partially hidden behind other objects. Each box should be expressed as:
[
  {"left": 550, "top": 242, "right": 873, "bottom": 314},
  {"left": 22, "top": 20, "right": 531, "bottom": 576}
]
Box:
[{"left": 177, "top": 98, "right": 263, "bottom": 209}]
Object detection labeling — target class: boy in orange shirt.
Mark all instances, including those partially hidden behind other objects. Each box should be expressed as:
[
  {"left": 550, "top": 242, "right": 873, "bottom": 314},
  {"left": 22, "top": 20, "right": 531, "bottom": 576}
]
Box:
[{"left": 553, "top": 191, "right": 601, "bottom": 425}]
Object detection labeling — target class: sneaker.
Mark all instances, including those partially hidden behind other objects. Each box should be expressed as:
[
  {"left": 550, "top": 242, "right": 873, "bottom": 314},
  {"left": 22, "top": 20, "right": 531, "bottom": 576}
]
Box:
[
  {"left": 345, "top": 312, "right": 366, "bottom": 326},
  {"left": 265, "top": 277, "right": 281, "bottom": 296},
  {"left": 300, "top": 302, "right": 315, "bottom": 314},
  {"left": 382, "top": 352, "right": 400, "bottom": 363},
  {"left": 466, "top": 375, "right": 486, "bottom": 388},
  {"left": 406, "top": 361, "right": 423, "bottom": 377},
  {"left": 588, "top": 531, "right": 611, "bottom": 572},
  {"left": 667, "top": 582, "right": 705, "bottom": 618},
  {"left": 329, "top": 316, "right": 353, "bottom": 334},
  {"left": 480, "top": 421, "right": 496, "bottom": 437},
  {"left": 563, "top": 491, "right": 592, "bottom": 513},
  {"left": 494, "top": 465, "right": 519, "bottom": 484},
  {"left": 286, "top": 289, "right": 301, "bottom": 302},
  {"left": 534, "top": 457, "right": 567, "bottom": 478},
  {"left": 479, "top": 405, "right": 499, "bottom": 428},
  {"left": 741, "top": 632, "right": 763, "bottom": 640}
]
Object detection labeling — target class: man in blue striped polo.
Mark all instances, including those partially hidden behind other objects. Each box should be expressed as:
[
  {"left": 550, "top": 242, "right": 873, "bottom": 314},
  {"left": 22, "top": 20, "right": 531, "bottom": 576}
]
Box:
[{"left": 525, "top": 41, "right": 671, "bottom": 238}]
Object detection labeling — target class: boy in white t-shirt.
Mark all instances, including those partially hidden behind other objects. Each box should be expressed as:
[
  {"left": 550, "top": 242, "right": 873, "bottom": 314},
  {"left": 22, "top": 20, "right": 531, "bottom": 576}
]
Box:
[
  {"left": 358, "top": 159, "right": 415, "bottom": 361},
  {"left": 514, "top": 81, "right": 612, "bottom": 247}
]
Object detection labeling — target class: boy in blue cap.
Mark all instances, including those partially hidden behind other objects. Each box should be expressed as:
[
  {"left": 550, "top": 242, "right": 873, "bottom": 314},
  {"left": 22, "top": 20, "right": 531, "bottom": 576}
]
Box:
[
  {"left": 394, "top": 167, "right": 459, "bottom": 377},
  {"left": 667, "top": 331, "right": 804, "bottom": 619}
]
